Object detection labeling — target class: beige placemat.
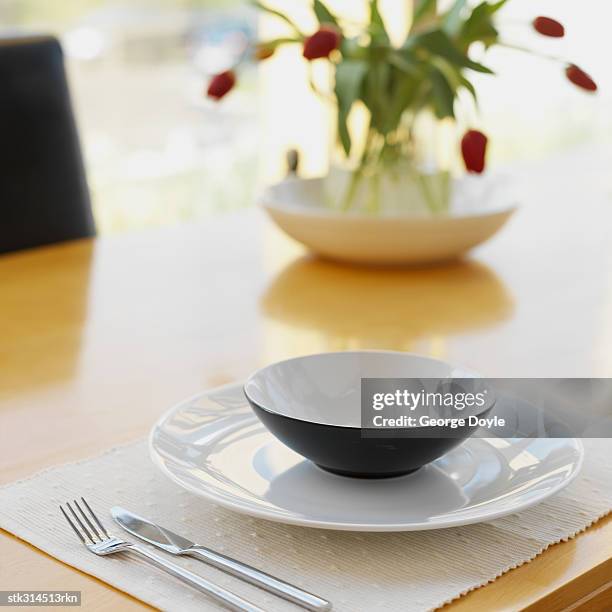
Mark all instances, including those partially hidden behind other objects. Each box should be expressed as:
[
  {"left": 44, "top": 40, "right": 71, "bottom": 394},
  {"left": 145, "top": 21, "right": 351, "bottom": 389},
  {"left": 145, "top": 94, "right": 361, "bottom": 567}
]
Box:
[{"left": 0, "top": 438, "right": 610, "bottom": 612}]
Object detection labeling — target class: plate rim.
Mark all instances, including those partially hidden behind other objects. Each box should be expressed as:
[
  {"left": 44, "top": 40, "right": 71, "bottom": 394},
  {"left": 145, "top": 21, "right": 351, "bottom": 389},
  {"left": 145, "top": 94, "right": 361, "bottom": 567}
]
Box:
[{"left": 149, "top": 383, "right": 584, "bottom": 532}]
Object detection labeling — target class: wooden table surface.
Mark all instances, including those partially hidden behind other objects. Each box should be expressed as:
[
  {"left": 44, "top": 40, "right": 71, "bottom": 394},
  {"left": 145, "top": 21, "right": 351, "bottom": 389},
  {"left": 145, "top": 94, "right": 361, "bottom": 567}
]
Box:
[{"left": 1, "top": 149, "right": 611, "bottom": 610}]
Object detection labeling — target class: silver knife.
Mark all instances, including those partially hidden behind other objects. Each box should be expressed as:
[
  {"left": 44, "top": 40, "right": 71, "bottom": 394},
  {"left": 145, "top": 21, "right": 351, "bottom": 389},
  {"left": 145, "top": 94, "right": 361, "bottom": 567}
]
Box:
[{"left": 111, "top": 507, "right": 332, "bottom": 612}]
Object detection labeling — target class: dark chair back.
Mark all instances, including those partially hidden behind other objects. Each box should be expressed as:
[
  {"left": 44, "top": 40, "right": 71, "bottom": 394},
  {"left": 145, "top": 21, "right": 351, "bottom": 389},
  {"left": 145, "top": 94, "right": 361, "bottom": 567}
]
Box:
[{"left": 0, "top": 36, "right": 95, "bottom": 254}]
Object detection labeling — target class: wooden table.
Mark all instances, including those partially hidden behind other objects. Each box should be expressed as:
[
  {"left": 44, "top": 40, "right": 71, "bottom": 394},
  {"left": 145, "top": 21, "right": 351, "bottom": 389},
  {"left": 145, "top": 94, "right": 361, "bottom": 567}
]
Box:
[{"left": 1, "top": 149, "right": 611, "bottom": 610}]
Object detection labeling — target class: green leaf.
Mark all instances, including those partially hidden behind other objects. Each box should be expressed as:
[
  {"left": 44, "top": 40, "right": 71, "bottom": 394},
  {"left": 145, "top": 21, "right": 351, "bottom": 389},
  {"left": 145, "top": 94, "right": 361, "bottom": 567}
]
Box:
[
  {"left": 412, "top": 0, "right": 438, "bottom": 29},
  {"left": 388, "top": 52, "right": 418, "bottom": 75},
  {"left": 488, "top": 0, "right": 509, "bottom": 15},
  {"left": 362, "top": 61, "right": 391, "bottom": 133},
  {"left": 250, "top": 1, "right": 303, "bottom": 36},
  {"left": 411, "top": 29, "right": 494, "bottom": 74},
  {"left": 429, "top": 55, "right": 461, "bottom": 90},
  {"left": 334, "top": 60, "right": 368, "bottom": 155},
  {"left": 369, "top": 0, "right": 390, "bottom": 44},
  {"left": 313, "top": 0, "right": 339, "bottom": 28},
  {"left": 428, "top": 56, "right": 478, "bottom": 104},
  {"left": 458, "top": 1, "right": 507, "bottom": 48},
  {"left": 428, "top": 66, "right": 455, "bottom": 118},
  {"left": 458, "top": 74, "right": 478, "bottom": 103},
  {"left": 383, "top": 71, "right": 420, "bottom": 133},
  {"left": 340, "top": 36, "right": 368, "bottom": 60},
  {"left": 442, "top": 0, "right": 467, "bottom": 36},
  {"left": 375, "top": 61, "right": 392, "bottom": 128}
]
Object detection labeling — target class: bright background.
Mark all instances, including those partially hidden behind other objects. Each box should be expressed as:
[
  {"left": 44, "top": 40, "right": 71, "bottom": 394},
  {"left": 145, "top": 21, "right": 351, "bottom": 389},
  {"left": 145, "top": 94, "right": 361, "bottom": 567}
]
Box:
[{"left": 2, "top": 0, "right": 610, "bottom": 233}]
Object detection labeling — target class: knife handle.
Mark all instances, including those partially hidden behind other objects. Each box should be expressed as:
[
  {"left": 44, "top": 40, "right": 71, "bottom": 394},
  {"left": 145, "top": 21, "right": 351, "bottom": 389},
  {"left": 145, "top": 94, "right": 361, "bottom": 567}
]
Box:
[
  {"left": 127, "top": 545, "right": 265, "bottom": 612},
  {"left": 188, "top": 546, "right": 332, "bottom": 612}
]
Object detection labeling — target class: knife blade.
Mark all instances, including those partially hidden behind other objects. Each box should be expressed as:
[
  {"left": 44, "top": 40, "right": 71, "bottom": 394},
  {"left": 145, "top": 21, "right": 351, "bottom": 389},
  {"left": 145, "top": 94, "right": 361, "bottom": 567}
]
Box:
[
  {"left": 111, "top": 507, "right": 331, "bottom": 612},
  {"left": 112, "top": 506, "right": 194, "bottom": 553}
]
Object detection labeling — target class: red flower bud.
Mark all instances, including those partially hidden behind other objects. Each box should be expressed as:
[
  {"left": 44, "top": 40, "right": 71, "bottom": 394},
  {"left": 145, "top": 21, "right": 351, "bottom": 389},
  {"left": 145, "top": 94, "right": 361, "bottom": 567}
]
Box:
[
  {"left": 461, "top": 130, "right": 488, "bottom": 174},
  {"left": 254, "top": 43, "right": 275, "bottom": 61},
  {"left": 207, "top": 70, "right": 236, "bottom": 100},
  {"left": 303, "top": 26, "right": 341, "bottom": 61},
  {"left": 565, "top": 64, "right": 597, "bottom": 92},
  {"left": 532, "top": 16, "right": 565, "bottom": 37}
]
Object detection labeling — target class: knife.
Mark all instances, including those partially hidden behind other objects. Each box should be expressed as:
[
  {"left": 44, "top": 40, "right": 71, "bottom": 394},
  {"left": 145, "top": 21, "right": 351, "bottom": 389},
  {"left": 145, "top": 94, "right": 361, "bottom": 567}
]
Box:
[{"left": 111, "top": 507, "right": 332, "bottom": 612}]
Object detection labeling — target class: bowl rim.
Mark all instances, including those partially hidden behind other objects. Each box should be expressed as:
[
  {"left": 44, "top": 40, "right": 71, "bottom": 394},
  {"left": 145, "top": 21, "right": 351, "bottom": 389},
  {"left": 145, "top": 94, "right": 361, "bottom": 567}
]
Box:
[
  {"left": 260, "top": 176, "right": 518, "bottom": 221},
  {"left": 243, "top": 349, "right": 493, "bottom": 429}
]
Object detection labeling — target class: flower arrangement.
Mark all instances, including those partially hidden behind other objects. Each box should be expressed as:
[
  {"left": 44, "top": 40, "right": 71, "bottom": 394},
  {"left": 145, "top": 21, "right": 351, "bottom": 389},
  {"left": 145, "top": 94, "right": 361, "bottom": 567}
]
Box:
[{"left": 207, "top": 1, "right": 597, "bottom": 211}]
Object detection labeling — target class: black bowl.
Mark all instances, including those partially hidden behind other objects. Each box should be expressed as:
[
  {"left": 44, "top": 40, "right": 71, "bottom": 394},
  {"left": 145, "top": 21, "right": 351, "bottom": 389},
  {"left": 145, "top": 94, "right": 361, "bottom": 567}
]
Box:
[{"left": 244, "top": 351, "right": 494, "bottom": 478}]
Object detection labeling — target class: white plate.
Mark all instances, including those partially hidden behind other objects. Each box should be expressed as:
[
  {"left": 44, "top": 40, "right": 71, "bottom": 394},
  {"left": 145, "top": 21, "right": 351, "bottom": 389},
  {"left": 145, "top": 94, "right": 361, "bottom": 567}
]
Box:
[{"left": 150, "top": 383, "right": 583, "bottom": 532}]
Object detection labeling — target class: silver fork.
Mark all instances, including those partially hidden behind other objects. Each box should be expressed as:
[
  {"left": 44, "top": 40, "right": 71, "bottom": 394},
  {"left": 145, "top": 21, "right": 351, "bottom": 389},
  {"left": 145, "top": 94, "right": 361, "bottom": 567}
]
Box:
[{"left": 59, "top": 498, "right": 265, "bottom": 612}]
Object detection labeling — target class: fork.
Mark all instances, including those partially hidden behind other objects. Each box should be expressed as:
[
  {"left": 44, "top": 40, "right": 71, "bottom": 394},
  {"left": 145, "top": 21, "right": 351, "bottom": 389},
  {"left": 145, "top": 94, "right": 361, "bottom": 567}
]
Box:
[{"left": 60, "top": 498, "right": 265, "bottom": 612}]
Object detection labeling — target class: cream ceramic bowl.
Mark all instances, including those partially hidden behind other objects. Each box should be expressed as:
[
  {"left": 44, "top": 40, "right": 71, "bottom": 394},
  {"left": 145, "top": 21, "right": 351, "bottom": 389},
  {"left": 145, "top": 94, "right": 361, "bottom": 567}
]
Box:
[{"left": 261, "top": 177, "right": 516, "bottom": 265}]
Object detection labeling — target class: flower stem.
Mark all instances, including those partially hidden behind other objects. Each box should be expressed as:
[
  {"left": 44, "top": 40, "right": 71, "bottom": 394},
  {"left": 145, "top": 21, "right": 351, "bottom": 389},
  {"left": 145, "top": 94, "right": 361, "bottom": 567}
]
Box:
[
  {"left": 366, "top": 173, "right": 380, "bottom": 213},
  {"left": 341, "top": 169, "right": 363, "bottom": 211},
  {"left": 498, "top": 41, "right": 567, "bottom": 64}
]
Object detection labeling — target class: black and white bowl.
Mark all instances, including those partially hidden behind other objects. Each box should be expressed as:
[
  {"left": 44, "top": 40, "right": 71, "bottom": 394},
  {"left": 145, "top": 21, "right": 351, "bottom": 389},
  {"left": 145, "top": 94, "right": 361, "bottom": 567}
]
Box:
[{"left": 244, "top": 351, "right": 494, "bottom": 478}]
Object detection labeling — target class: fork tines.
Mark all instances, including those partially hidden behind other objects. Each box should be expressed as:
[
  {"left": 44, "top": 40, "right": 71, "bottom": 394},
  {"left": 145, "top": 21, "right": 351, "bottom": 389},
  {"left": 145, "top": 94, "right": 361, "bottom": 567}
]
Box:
[{"left": 60, "top": 497, "right": 109, "bottom": 544}]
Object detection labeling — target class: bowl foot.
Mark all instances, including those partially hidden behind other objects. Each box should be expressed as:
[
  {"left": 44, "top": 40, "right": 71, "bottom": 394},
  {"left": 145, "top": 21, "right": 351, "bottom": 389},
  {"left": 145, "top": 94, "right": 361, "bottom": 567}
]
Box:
[{"left": 315, "top": 464, "right": 421, "bottom": 479}]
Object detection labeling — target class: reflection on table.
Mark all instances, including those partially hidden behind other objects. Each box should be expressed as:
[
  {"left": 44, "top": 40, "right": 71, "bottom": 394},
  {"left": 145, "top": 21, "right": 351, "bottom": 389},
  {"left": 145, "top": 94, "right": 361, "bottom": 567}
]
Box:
[{"left": 262, "top": 256, "right": 513, "bottom": 355}]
